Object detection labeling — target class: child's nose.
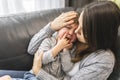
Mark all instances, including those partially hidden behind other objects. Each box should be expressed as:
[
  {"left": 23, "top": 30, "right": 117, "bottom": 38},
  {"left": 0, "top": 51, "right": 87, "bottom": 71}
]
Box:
[{"left": 69, "top": 30, "right": 74, "bottom": 35}]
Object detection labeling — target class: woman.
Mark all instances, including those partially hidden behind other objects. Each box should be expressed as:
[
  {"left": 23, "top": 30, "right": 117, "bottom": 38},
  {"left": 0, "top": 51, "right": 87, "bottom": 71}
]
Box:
[{"left": 28, "top": 1, "right": 120, "bottom": 80}]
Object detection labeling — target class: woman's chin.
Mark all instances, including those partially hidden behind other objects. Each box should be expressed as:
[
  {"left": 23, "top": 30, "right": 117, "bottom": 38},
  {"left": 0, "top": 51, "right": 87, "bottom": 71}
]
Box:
[{"left": 78, "top": 39, "right": 86, "bottom": 44}]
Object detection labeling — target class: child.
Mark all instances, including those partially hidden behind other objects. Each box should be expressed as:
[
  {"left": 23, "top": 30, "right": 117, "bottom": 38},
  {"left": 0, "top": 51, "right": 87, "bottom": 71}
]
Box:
[{"left": 32, "top": 22, "right": 78, "bottom": 80}]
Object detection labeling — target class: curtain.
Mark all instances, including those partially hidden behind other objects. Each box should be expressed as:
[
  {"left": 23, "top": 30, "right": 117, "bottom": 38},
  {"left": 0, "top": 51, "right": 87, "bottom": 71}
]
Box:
[
  {"left": 68, "top": 0, "right": 97, "bottom": 8},
  {"left": 0, "top": 0, "right": 65, "bottom": 16},
  {"left": 111, "top": 0, "right": 120, "bottom": 8}
]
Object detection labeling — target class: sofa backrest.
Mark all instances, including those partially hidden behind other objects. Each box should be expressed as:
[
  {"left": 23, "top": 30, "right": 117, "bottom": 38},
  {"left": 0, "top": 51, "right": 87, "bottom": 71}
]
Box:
[{"left": 0, "top": 7, "right": 74, "bottom": 70}]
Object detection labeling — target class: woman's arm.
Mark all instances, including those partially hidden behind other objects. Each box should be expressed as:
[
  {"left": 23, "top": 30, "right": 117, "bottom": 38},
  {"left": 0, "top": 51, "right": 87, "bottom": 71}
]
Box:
[
  {"left": 34, "top": 50, "right": 115, "bottom": 80},
  {"left": 27, "top": 23, "right": 55, "bottom": 55},
  {"left": 27, "top": 11, "right": 77, "bottom": 55},
  {"left": 32, "top": 51, "right": 58, "bottom": 80},
  {"left": 31, "top": 47, "right": 69, "bottom": 80}
]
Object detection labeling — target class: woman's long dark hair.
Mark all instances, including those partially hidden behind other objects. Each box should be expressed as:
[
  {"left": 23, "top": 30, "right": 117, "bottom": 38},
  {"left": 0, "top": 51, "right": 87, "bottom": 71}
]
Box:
[{"left": 72, "top": 1, "right": 120, "bottom": 63}]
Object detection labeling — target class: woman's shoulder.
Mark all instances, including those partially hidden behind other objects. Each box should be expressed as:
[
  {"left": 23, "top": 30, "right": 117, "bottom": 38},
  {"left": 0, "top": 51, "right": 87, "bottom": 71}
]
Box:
[
  {"left": 72, "top": 50, "right": 115, "bottom": 80},
  {"left": 80, "top": 49, "right": 115, "bottom": 68},
  {"left": 92, "top": 49, "right": 115, "bottom": 61}
]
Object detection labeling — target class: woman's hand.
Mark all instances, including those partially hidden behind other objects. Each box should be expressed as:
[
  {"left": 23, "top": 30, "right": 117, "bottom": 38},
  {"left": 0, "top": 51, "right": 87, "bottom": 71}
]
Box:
[
  {"left": 32, "top": 51, "right": 43, "bottom": 75},
  {"left": 51, "top": 11, "right": 78, "bottom": 31},
  {"left": 0, "top": 75, "right": 12, "bottom": 80}
]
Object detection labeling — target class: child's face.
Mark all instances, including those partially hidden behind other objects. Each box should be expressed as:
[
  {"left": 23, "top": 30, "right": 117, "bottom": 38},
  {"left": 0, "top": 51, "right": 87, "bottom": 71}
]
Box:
[{"left": 58, "top": 23, "right": 78, "bottom": 43}]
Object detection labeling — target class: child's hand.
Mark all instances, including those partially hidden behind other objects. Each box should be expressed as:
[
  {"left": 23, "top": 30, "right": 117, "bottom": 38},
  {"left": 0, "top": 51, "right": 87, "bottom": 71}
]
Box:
[
  {"left": 64, "top": 42, "right": 73, "bottom": 50},
  {"left": 56, "top": 32, "right": 70, "bottom": 50}
]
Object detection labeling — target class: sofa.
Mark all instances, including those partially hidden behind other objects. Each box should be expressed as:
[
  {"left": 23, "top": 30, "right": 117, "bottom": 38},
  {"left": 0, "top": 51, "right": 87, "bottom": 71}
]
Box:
[{"left": 0, "top": 7, "right": 120, "bottom": 80}]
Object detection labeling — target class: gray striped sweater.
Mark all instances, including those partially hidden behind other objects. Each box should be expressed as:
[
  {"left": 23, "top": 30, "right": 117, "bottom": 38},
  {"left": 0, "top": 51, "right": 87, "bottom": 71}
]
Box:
[
  {"left": 33, "top": 36, "right": 76, "bottom": 80},
  {"left": 28, "top": 23, "right": 115, "bottom": 80}
]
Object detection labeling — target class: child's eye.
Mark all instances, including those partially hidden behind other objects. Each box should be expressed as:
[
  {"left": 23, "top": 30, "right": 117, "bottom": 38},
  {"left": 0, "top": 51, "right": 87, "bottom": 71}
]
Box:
[{"left": 66, "top": 26, "right": 71, "bottom": 29}]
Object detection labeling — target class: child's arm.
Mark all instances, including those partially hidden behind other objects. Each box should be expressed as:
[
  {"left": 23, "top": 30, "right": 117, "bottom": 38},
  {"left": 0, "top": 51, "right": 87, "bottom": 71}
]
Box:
[
  {"left": 38, "top": 33, "right": 70, "bottom": 64},
  {"left": 37, "top": 37, "right": 57, "bottom": 64},
  {"left": 60, "top": 44, "right": 74, "bottom": 73},
  {"left": 38, "top": 37, "right": 67, "bottom": 64}
]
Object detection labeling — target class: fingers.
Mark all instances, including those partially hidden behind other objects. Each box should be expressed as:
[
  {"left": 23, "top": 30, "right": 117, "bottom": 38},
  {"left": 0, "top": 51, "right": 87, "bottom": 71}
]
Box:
[
  {"left": 58, "top": 32, "right": 68, "bottom": 39},
  {"left": 51, "top": 11, "right": 78, "bottom": 31},
  {"left": 62, "top": 11, "right": 78, "bottom": 27},
  {"left": 62, "top": 11, "right": 77, "bottom": 17},
  {"left": 62, "top": 11, "right": 78, "bottom": 21},
  {"left": 39, "top": 51, "right": 43, "bottom": 61},
  {"left": 32, "top": 50, "right": 44, "bottom": 76},
  {"left": 62, "top": 32, "right": 68, "bottom": 39},
  {"left": 67, "top": 43, "right": 73, "bottom": 47},
  {"left": 64, "top": 15, "right": 77, "bottom": 22},
  {"left": 34, "top": 50, "right": 43, "bottom": 62},
  {"left": 57, "top": 37, "right": 61, "bottom": 41},
  {"left": 65, "top": 43, "right": 73, "bottom": 49},
  {"left": 35, "top": 50, "right": 39, "bottom": 57},
  {"left": 63, "top": 20, "right": 74, "bottom": 26}
]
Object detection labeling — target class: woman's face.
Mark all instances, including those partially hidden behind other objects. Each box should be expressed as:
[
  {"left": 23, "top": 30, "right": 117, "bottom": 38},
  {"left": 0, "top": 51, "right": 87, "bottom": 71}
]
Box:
[{"left": 75, "top": 11, "right": 86, "bottom": 43}]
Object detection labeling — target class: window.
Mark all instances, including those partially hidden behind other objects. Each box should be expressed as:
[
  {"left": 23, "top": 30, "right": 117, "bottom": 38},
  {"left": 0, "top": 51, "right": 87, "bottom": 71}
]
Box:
[{"left": 0, "top": 0, "right": 65, "bottom": 16}]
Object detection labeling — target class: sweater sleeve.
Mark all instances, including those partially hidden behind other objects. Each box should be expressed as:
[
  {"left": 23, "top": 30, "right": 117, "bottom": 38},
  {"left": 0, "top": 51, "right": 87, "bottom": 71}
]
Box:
[
  {"left": 27, "top": 23, "right": 55, "bottom": 55},
  {"left": 38, "top": 38, "right": 55, "bottom": 64},
  {"left": 36, "top": 69, "right": 58, "bottom": 80},
  {"left": 69, "top": 50, "right": 115, "bottom": 80},
  {"left": 60, "top": 50, "right": 74, "bottom": 73},
  {"left": 37, "top": 50, "right": 115, "bottom": 80}
]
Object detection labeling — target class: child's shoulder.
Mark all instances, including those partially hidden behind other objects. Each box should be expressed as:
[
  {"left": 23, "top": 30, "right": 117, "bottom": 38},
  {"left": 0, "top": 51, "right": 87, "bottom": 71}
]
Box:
[{"left": 42, "top": 37, "right": 57, "bottom": 44}]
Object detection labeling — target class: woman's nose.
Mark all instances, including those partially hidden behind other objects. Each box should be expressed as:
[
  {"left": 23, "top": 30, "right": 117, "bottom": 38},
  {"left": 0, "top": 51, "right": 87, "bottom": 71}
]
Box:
[{"left": 75, "top": 26, "right": 80, "bottom": 33}]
